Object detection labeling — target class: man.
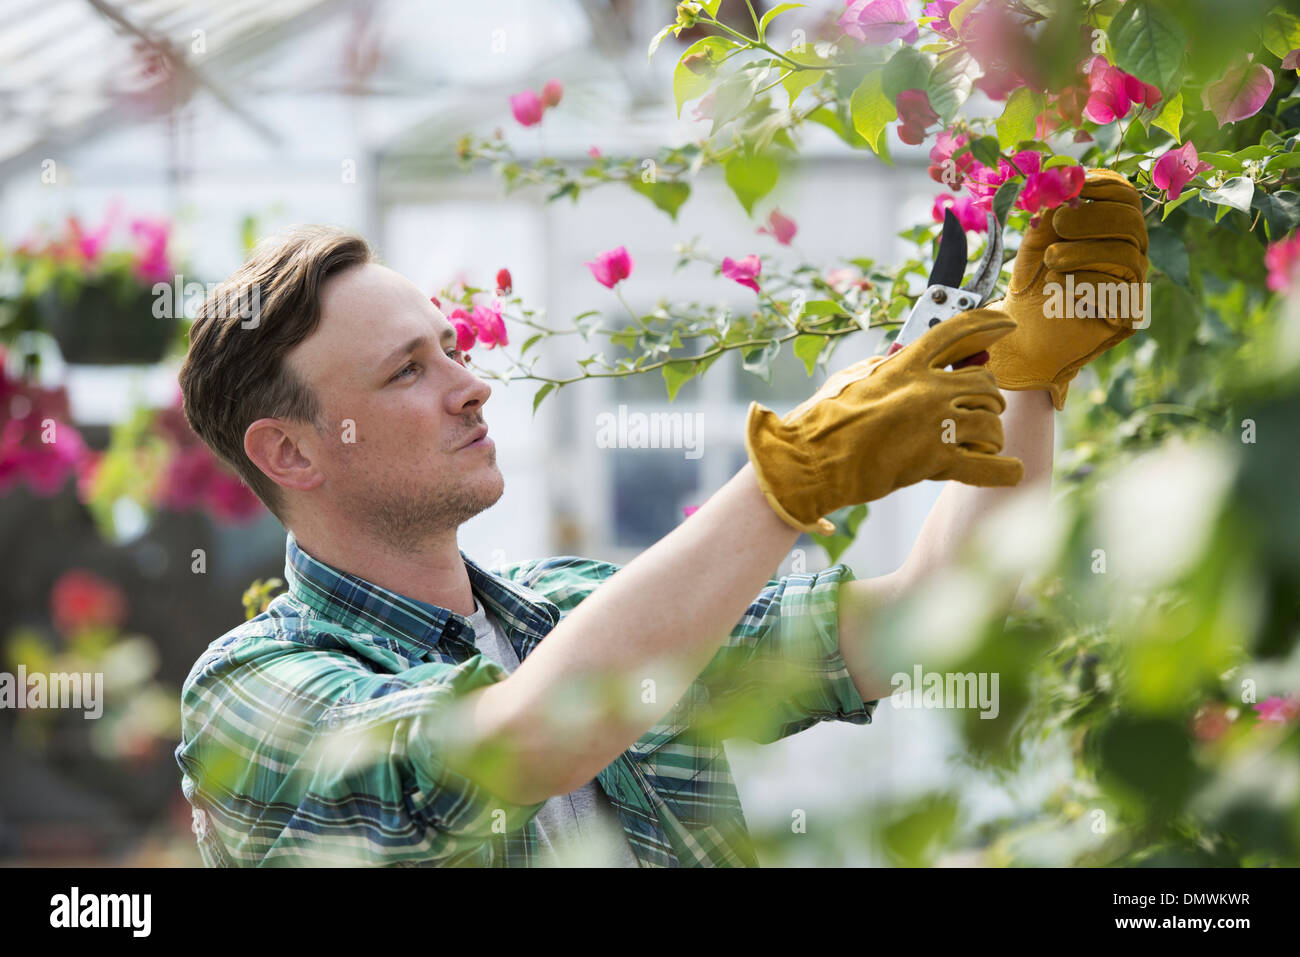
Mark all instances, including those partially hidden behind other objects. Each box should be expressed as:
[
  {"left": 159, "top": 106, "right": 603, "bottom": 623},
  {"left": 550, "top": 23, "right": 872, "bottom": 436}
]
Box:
[{"left": 174, "top": 171, "right": 1147, "bottom": 866}]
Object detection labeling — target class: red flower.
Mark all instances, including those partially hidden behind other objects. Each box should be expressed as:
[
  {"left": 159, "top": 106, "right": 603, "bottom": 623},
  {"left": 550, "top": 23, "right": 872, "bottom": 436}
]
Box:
[
  {"left": 585, "top": 246, "right": 634, "bottom": 288},
  {"left": 721, "top": 255, "right": 762, "bottom": 293},
  {"left": 449, "top": 308, "right": 478, "bottom": 352},
  {"left": 757, "top": 208, "right": 798, "bottom": 245},
  {"left": 496, "top": 268, "right": 513, "bottom": 295},
  {"left": 1017, "top": 164, "right": 1086, "bottom": 214},
  {"left": 51, "top": 569, "right": 128, "bottom": 635},
  {"left": 932, "top": 194, "right": 988, "bottom": 233},
  {"left": 509, "top": 90, "right": 544, "bottom": 127},
  {"left": 896, "top": 89, "right": 939, "bottom": 145},
  {"left": 470, "top": 299, "right": 508, "bottom": 349},
  {"left": 541, "top": 79, "right": 563, "bottom": 109}
]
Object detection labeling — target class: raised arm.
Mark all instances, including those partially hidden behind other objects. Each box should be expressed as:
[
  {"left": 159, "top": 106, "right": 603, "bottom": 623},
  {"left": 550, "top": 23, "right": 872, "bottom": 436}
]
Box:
[{"left": 454, "top": 311, "right": 1022, "bottom": 805}]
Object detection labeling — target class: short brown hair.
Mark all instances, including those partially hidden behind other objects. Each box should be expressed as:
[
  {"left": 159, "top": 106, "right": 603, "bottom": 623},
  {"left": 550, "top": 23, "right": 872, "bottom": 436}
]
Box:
[{"left": 179, "top": 225, "right": 375, "bottom": 523}]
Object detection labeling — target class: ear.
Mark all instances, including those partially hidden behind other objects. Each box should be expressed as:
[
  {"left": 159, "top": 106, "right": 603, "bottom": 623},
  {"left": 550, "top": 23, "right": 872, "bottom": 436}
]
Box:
[{"left": 244, "top": 418, "right": 325, "bottom": 495}]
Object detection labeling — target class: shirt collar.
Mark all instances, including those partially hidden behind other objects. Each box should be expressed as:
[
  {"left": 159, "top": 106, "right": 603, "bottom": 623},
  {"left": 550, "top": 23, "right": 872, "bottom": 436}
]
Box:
[{"left": 283, "top": 531, "right": 560, "bottom": 660}]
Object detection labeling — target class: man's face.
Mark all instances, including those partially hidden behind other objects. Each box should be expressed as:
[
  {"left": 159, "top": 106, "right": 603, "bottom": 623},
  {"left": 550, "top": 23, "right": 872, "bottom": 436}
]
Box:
[{"left": 286, "top": 262, "right": 503, "bottom": 548}]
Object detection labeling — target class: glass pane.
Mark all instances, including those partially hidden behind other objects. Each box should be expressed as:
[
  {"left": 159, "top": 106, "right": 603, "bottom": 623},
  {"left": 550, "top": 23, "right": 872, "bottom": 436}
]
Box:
[{"left": 611, "top": 449, "right": 702, "bottom": 548}]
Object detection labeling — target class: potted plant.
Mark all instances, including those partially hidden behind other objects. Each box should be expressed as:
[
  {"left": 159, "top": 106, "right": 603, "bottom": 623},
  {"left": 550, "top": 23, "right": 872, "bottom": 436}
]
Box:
[{"left": 1, "top": 207, "right": 180, "bottom": 365}]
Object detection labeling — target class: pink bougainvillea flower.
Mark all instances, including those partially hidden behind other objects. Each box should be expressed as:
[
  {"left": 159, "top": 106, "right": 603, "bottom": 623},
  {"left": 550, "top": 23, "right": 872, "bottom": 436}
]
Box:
[
  {"left": 964, "top": 149, "right": 1042, "bottom": 212},
  {"left": 0, "top": 357, "right": 89, "bottom": 497},
  {"left": 509, "top": 89, "right": 544, "bottom": 127},
  {"left": 928, "top": 130, "right": 977, "bottom": 189},
  {"left": 585, "top": 246, "right": 634, "bottom": 288},
  {"left": 1189, "top": 703, "right": 1233, "bottom": 742},
  {"left": 1265, "top": 233, "right": 1300, "bottom": 292},
  {"left": 839, "top": 0, "right": 919, "bottom": 45},
  {"left": 691, "top": 90, "right": 716, "bottom": 122},
  {"left": 757, "top": 208, "right": 798, "bottom": 245},
  {"left": 588, "top": 145, "right": 602, "bottom": 158},
  {"left": 974, "top": 64, "right": 1023, "bottom": 102},
  {"left": 1254, "top": 695, "right": 1300, "bottom": 724},
  {"left": 50, "top": 569, "right": 128, "bottom": 635},
  {"left": 896, "top": 88, "right": 939, "bottom": 144},
  {"left": 1203, "top": 56, "right": 1274, "bottom": 126},
  {"left": 922, "top": 0, "right": 962, "bottom": 39},
  {"left": 470, "top": 299, "right": 508, "bottom": 349},
  {"left": 448, "top": 307, "right": 478, "bottom": 351},
  {"left": 496, "top": 268, "right": 513, "bottom": 295},
  {"left": 1152, "top": 141, "right": 1212, "bottom": 200},
  {"left": 540, "top": 79, "right": 563, "bottom": 109},
  {"left": 1017, "top": 163, "right": 1086, "bottom": 214},
  {"left": 129, "top": 216, "right": 173, "bottom": 283},
  {"left": 932, "top": 193, "right": 988, "bottom": 233},
  {"left": 1083, "top": 56, "right": 1161, "bottom": 125},
  {"left": 429, "top": 294, "right": 442, "bottom": 310},
  {"left": 721, "top": 254, "right": 762, "bottom": 293}
]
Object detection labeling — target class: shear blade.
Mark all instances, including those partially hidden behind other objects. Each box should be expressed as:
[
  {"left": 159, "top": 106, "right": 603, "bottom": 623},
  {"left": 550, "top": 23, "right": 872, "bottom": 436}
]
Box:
[{"left": 927, "top": 208, "right": 967, "bottom": 289}]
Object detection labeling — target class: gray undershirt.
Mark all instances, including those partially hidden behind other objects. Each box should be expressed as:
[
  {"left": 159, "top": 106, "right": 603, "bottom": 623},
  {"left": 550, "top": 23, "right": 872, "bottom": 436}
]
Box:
[{"left": 465, "top": 596, "right": 640, "bottom": 867}]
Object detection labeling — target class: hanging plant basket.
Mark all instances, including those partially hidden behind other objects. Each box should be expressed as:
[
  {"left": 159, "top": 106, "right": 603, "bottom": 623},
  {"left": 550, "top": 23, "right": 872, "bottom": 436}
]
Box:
[{"left": 42, "top": 276, "right": 176, "bottom": 366}]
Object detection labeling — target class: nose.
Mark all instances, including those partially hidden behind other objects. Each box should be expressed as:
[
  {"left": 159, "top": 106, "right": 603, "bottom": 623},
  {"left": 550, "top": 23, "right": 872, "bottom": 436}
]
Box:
[{"left": 448, "top": 359, "right": 492, "bottom": 415}]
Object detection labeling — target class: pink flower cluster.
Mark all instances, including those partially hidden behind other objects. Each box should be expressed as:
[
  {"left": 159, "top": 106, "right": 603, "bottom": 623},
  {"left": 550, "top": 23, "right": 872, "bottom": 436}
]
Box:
[
  {"left": 929, "top": 137, "right": 1085, "bottom": 219},
  {"left": 0, "top": 351, "right": 89, "bottom": 497},
  {"left": 1152, "top": 141, "right": 1212, "bottom": 201},
  {"left": 585, "top": 246, "right": 634, "bottom": 288},
  {"left": 1265, "top": 232, "right": 1300, "bottom": 292},
  {"left": 510, "top": 79, "right": 563, "bottom": 127},
  {"left": 15, "top": 204, "right": 175, "bottom": 286},
  {"left": 1083, "top": 55, "right": 1161, "bottom": 125},
  {"left": 153, "top": 398, "right": 263, "bottom": 522},
  {"left": 442, "top": 297, "right": 508, "bottom": 351}
]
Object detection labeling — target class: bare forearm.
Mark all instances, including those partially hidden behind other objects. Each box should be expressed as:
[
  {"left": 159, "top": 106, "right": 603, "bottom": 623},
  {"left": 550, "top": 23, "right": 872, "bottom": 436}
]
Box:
[
  {"left": 895, "top": 387, "right": 1055, "bottom": 589},
  {"left": 466, "top": 463, "right": 799, "bottom": 803},
  {"left": 837, "top": 389, "right": 1055, "bottom": 702}
]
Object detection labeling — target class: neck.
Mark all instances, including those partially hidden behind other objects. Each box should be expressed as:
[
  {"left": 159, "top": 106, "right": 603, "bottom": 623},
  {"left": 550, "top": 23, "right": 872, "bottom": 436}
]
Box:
[{"left": 290, "top": 522, "right": 476, "bottom": 617}]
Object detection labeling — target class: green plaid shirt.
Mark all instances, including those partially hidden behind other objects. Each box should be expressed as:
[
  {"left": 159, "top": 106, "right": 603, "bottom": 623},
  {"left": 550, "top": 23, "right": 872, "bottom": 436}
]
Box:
[{"left": 175, "top": 532, "right": 878, "bottom": 867}]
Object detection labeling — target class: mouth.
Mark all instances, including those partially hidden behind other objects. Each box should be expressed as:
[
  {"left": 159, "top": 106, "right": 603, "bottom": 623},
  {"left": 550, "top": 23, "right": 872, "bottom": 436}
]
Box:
[{"left": 457, "top": 424, "right": 492, "bottom": 450}]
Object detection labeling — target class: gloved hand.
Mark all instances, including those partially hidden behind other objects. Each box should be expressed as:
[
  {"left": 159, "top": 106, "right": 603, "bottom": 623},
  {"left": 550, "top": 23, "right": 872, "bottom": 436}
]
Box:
[
  {"left": 745, "top": 309, "right": 1025, "bottom": 536},
  {"left": 986, "top": 168, "right": 1150, "bottom": 410}
]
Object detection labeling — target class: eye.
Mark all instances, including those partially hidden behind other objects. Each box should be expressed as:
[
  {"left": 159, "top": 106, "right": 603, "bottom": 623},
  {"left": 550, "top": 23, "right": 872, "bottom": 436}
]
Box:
[
  {"left": 393, "top": 361, "right": 421, "bottom": 381},
  {"left": 447, "top": 348, "right": 467, "bottom": 365}
]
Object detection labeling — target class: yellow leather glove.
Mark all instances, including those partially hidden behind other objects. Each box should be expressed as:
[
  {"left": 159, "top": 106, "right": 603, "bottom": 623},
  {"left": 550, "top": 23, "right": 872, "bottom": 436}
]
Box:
[
  {"left": 745, "top": 309, "right": 1025, "bottom": 536},
  {"left": 987, "top": 169, "right": 1150, "bottom": 410}
]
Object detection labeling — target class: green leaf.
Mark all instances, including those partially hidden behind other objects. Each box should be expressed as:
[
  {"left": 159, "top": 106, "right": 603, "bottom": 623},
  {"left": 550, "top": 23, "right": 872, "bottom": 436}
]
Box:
[
  {"left": 926, "top": 49, "right": 977, "bottom": 122},
  {"left": 801, "top": 299, "right": 843, "bottom": 316},
  {"left": 1160, "top": 188, "right": 1199, "bottom": 220},
  {"left": 792, "top": 334, "right": 824, "bottom": 375},
  {"left": 724, "top": 152, "right": 781, "bottom": 215},
  {"left": 531, "top": 382, "right": 555, "bottom": 415},
  {"left": 1251, "top": 190, "right": 1300, "bottom": 239},
  {"left": 882, "top": 47, "right": 935, "bottom": 102},
  {"left": 781, "top": 49, "right": 827, "bottom": 105},
  {"left": 1145, "top": 224, "right": 1189, "bottom": 287},
  {"left": 1198, "top": 151, "right": 1245, "bottom": 172},
  {"left": 849, "top": 71, "right": 896, "bottom": 154},
  {"left": 1106, "top": 0, "right": 1186, "bottom": 95},
  {"left": 711, "top": 66, "right": 771, "bottom": 134},
  {"left": 673, "top": 37, "right": 737, "bottom": 117},
  {"left": 995, "top": 87, "right": 1044, "bottom": 149},
  {"left": 1262, "top": 10, "right": 1300, "bottom": 60},
  {"left": 1200, "top": 176, "right": 1254, "bottom": 215},
  {"left": 808, "top": 503, "right": 868, "bottom": 564},
  {"left": 1265, "top": 152, "right": 1300, "bottom": 172},
  {"left": 648, "top": 23, "right": 674, "bottom": 60},
  {"left": 759, "top": 1, "right": 804, "bottom": 38},
  {"left": 1043, "top": 153, "right": 1079, "bottom": 169},
  {"left": 702, "top": 0, "right": 722, "bottom": 15},
  {"left": 969, "top": 135, "right": 1001, "bottom": 169},
  {"left": 520, "top": 332, "right": 543, "bottom": 356},
  {"left": 992, "top": 179, "right": 1023, "bottom": 227},
  {"left": 1151, "top": 90, "right": 1182, "bottom": 142},
  {"left": 662, "top": 360, "right": 697, "bottom": 401},
  {"left": 742, "top": 339, "right": 781, "bottom": 383},
  {"left": 574, "top": 310, "right": 603, "bottom": 340},
  {"left": 628, "top": 179, "right": 692, "bottom": 220}
]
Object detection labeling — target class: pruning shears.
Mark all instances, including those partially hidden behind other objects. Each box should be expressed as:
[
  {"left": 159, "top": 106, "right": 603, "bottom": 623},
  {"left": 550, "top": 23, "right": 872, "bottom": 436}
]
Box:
[{"left": 887, "top": 208, "right": 1004, "bottom": 368}]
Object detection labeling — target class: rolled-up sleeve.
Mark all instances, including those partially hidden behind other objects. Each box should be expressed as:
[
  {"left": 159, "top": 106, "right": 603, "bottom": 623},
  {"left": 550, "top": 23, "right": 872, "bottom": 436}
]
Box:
[{"left": 693, "top": 562, "right": 879, "bottom": 744}]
